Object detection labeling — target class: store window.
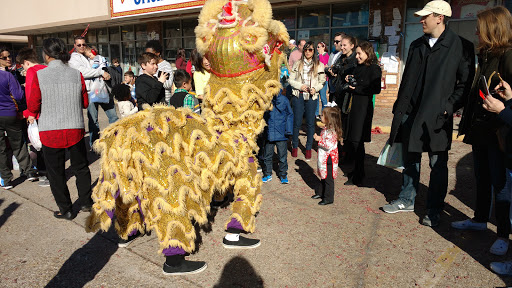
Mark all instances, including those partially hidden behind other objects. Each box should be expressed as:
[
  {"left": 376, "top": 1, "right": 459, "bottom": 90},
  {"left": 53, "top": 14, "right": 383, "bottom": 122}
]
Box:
[
  {"left": 297, "top": 5, "right": 330, "bottom": 29},
  {"left": 274, "top": 8, "right": 296, "bottom": 31},
  {"left": 331, "top": 1, "right": 369, "bottom": 27}
]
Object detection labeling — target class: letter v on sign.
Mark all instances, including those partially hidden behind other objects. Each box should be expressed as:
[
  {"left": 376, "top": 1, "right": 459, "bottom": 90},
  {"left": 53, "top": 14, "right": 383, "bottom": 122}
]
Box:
[{"left": 121, "top": 0, "right": 125, "bottom": 3}]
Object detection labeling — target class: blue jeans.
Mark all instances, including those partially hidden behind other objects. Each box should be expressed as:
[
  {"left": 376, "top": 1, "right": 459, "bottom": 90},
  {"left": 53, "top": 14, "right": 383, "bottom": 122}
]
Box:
[
  {"left": 315, "top": 84, "right": 328, "bottom": 116},
  {"left": 262, "top": 140, "right": 288, "bottom": 179},
  {"left": 472, "top": 143, "right": 510, "bottom": 237},
  {"left": 397, "top": 114, "right": 449, "bottom": 216},
  {"left": 291, "top": 94, "right": 316, "bottom": 150},
  {"left": 87, "top": 98, "right": 118, "bottom": 147}
]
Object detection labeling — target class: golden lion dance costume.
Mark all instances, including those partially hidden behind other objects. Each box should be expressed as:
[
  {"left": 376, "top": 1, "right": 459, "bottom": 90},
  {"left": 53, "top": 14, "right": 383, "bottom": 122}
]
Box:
[{"left": 86, "top": 0, "right": 289, "bottom": 273}]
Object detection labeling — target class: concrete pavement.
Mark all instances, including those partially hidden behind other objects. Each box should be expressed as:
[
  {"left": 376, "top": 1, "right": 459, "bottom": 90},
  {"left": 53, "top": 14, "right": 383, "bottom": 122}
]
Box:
[{"left": 0, "top": 106, "right": 511, "bottom": 287}]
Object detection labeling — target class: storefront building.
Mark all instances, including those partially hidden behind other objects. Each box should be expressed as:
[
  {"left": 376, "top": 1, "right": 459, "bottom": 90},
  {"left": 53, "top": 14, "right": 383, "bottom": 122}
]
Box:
[{"left": 1, "top": 0, "right": 511, "bottom": 107}]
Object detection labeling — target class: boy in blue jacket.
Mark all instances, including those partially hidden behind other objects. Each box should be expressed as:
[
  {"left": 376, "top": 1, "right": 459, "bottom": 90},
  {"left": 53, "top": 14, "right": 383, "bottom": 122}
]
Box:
[{"left": 261, "top": 90, "right": 293, "bottom": 184}]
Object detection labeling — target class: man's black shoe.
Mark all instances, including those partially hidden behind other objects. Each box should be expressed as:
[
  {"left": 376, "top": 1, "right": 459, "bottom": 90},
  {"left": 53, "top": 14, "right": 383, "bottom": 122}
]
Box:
[
  {"left": 318, "top": 200, "right": 333, "bottom": 205},
  {"left": 163, "top": 260, "right": 207, "bottom": 275},
  {"left": 26, "top": 172, "right": 39, "bottom": 182},
  {"left": 80, "top": 205, "right": 93, "bottom": 212},
  {"left": 53, "top": 211, "right": 75, "bottom": 220},
  {"left": 421, "top": 214, "right": 440, "bottom": 227},
  {"left": 223, "top": 235, "right": 261, "bottom": 249},
  {"left": 311, "top": 194, "right": 321, "bottom": 199},
  {"left": 118, "top": 231, "right": 141, "bottom": 248}
]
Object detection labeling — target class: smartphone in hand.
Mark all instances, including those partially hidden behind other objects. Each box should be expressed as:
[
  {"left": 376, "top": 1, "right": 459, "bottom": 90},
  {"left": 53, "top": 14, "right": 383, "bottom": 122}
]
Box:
[{"left": 157, "top": 70, "right": 170, "bottom": 80}]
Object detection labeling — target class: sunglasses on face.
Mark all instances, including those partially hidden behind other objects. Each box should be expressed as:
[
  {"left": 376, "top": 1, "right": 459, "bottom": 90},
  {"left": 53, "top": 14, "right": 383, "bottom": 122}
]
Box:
[
  {"left": 0, "top": 56, "right": 11, "bottom": 60},
  {"left": 305, "top": 48, "right": 314, "bottom": 52},
  {"left": 76, "top": 44, "right": 87, "bottom": 47},
  {"left": 334, "top": 40, "right": 341, "bottom": 44}
]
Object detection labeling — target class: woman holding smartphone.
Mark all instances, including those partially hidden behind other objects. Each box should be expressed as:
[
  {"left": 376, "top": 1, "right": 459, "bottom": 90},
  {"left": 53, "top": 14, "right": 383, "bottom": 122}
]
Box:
[
  {"left": 289, "top": 41, "right": 326, "bottom": 160},
  {"left": 456, "top": 6, "right": 512, "bottom": 256}
]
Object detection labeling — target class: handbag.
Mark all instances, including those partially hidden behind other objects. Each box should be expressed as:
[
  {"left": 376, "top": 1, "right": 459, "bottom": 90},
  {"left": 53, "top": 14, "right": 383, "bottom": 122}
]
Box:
[
  {"left": 377, "top": 140, "right": 404, "bottom": 169},
  {"left": 27, "top": 122, "right": 42, "bottom": 151},
  {"left": 89, "top": 78, "right": 110, "bottom": 103}
]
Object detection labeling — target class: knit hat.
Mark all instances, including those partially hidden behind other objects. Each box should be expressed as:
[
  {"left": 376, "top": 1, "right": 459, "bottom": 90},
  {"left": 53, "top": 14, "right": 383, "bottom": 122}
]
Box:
[{"left": 415, "top": 0, "right": 452, "bottom": 17}]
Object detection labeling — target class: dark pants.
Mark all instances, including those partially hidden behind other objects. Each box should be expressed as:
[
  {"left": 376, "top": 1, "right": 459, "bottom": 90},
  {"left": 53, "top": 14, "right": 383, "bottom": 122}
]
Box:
[
  {"left": 291, "top": 94, "right": 316, "bottom": 150},
  {"left": 315, "top": 157, "right": 334, "bottom": 203},
  {"left": 346, "top": 140, "right": 365, "bottom": 182},
  {"left": 42, "top": 138, "right": 92, "bottom": 214},
  {"left": 472, "top": 144, "right": 510, "bottom": 238},
  {"left": 0, "top": 116, "right": 34, "bottom": 181},
  {"left": 262, "top": 140, "right": 288, "bottom": 179}
]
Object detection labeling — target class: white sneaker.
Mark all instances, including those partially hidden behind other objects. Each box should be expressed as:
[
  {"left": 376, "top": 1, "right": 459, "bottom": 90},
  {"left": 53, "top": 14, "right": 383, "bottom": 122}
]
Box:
[
  {"left": 491, "top": 261, "right": 512, "bottom": 276},
  {"left": 451, "top": 219, "right": 487, "bottom": 231},
  {"left": 490, "top": 238, "right": 509, "bottom": 256}
]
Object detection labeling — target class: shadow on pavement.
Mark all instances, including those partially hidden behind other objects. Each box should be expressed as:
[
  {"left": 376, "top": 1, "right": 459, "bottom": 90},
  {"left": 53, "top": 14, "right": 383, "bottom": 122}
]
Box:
[
  {"left": 295, "top": 159, "right": 319, "bottom": 190},
  {"left": 213, "top": 256, "right": 264, "bottom": 288},
  {"left": 0, "top": 201, "right": 20, "bottom": 229},
  {"left": 44, "top": 231, "right": 118, "bottom": 288}
]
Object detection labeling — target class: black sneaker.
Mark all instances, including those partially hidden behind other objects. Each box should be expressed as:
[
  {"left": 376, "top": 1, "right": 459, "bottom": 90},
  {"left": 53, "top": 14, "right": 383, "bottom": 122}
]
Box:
[
  {"left": 163, "top": 260, "right": 207, "bottom": 276},
  {"left": 118, "top": 231, "right": 141, "bottom": 248},
  {"left": 26, "top": 172, "right": 39, "bottom": 182},
  {"left": 2, "top": 180, "right": 13, "bottom": 190},
  {"left": 223, "top": 235, "right": 261, "bottom": 249}
]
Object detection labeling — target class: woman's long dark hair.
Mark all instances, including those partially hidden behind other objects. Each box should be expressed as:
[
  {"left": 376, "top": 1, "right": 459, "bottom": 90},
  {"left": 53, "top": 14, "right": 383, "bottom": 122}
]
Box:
[
  {"left": 295, "top": 41, "right": 320, "bottom": 81},
  {"left": 42, "top": 38, "right": 70, "bottom": 63},
  {"left": 194, "top": 53, "right": 207, "bottom": 74},
  {"left": 356, "top": 41, "right": 378, "bottom": 66}
]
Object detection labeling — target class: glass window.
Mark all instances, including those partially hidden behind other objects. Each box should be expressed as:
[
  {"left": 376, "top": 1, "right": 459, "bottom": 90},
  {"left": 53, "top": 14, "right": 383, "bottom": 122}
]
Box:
[
  {"left": 110, "top": 27, "right": 121, "bottom": 42},
  {"left": 274, "top": 9, "right": 296, "bottom": 31},
  {"left": 97, "top": 28, "right": 108, "bottom": 42},
  {"left": 136, "top": 24, "right": 148, "bottom": 41},
  {"left": 58, "top": 32, "right": 68, "bottom": 44},
  {"left": 164, "top": 21, "right": 181, "bottom": 38},
  {"left": 95, "top": 44, "right": 109, "bottom": 60},
  {"left": 332, "top": 1, "right": 369, "bottom": 27},
  {"left": 110, "top": 44, "right": 121, "bottom": 67},
  {"left": 182, "top": 19, "right": 197, "bottom": 37},
  {"left": 449, "top": 20, "right": 478, "bottom": 49},
  {"left": 332, "top": 27, "right": 369, "bottom": 42},
  {"left": 450, "top": 0, "right": 488, "bottom": 20},
  {"left": 35, "top": 35, "right": 43, "bottom": 46},
  {"left": 68, "top": 33, "right": 74, "bottom": 45},
  {"left": 297, "top": 5, "right": 330, "bottom": 28},
  {"left": 403, "top": 23, "right": 423, "bottom": 60},
  {"left": 122, "top": 25, "right": 135, "bottom": 41},
  {"left": 122, "top": 41, "right": 139, "bottom": 74},
  {"left": 86, "top": 29, "right": 96, "bottom": 43},
  {"left": 184, "top": 37, "right": 195, "bottom": 49},
  {"left": 295, "top": 29, "right": 329, "bottom": 46}
]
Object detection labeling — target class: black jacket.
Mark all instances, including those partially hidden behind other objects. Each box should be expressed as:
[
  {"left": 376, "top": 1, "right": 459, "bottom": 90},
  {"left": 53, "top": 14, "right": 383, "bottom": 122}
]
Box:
[
  {"left": 459, "top": 49, "right": 512, "bottom": 146},
  {"left": 333, "top": 52, "right": 358, "bottom": 110},
  {"left": 389, "top": 28, "right": 475, "bottom": 152},
  {"left": 135, "top": 74, "right": 165, "bottom": 110},
  {"left": 345, "top": 63, "right": 382, "bottom": 143}
]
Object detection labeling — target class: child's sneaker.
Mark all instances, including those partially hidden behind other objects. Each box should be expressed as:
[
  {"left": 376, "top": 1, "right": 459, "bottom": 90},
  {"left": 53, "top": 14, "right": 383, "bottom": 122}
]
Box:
[
  {"left": 262, "top": 175, "right": 272, "bottom": 183},
  {"left": 280, "top": 177, "right": 289, "bottom": 184}
]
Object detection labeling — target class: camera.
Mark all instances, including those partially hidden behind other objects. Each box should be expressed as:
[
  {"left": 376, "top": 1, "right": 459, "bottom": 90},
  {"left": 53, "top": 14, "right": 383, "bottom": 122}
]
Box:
[
  {"left": 325, "top": 60, "right": 344, "bottom": 76},
  {"left": 340, "top": 75, "right": 357, "bottom": 91},
  {"left": 157, "top": 70, "right": 170, "bottom": 80}
]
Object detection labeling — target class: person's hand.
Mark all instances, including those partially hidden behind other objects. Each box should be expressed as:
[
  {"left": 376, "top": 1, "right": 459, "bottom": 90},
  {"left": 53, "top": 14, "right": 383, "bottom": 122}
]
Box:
[
  {"left": 494, "top": 80, "right": 512, "bottom": 101},
  {"left": 313, "top": 133, "right": 321, "bottom": 141},
  {"left": 310, "top": 88, "right": 316, "bottom": 94},
  {"left": 348, "top": 86, "right": 355, "bottom": 90},
  {"left": 196, "top": 94, "right": 204, "bottom": 100},
  {"left": 102, "top": 71, "right": 111, "bottom": 80},
  {"left": 483, "top": 95, "right": 506, "bottom": 114},
  {"left": 158, "top": 72, "right": 168, "bottom": 83},
  {"left": 300, "top": 84, "right": 309, "bottom": 92},
  {"left": 27, "top": 116, "right": 35, "bottom": 124},
  {"left": 345, "top": 75, "right": 354, "bottom": 82}
]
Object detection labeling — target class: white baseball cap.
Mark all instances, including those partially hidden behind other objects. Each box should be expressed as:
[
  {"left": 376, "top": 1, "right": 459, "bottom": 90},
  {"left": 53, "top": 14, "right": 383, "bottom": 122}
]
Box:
[
  {"left": 415, "top": 0, "right": 452, "bottom": 17},
  {"left": 289, "top": 39, "right": 296, "bottom": 45}
]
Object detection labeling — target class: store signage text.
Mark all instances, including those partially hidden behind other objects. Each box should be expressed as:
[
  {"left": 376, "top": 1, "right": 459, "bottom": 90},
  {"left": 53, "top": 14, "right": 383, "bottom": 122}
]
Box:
[{"left": 110, "top": 0, "right": 205, "bottom": 18}]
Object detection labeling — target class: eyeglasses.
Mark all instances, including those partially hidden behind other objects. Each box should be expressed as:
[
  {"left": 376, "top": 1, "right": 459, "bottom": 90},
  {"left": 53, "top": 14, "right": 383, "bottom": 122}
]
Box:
[
  {"left": 305, "top": 48, "right": 314, "bottom": 52},
  {"left": 76, "top": 44, "right": 87, "bottom": 47},
  {"left": 0, "top": 56, "right": 11, "bottom": 60},
  {"left": 334, "top": 40, "right": 341, "bottom": 44}
]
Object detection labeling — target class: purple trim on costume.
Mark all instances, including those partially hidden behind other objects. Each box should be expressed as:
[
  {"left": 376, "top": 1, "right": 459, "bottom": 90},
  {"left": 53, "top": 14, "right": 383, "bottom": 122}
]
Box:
[
  {"left": 166, "top": 117, "right": 171, "bottom": 122},
  {"left": 147, "top": 126, "right": 154, "bottom": 132},
  {"left": 106, "top": 209, "right": 114, "bottom": 219},
  {"left": 236, "top": 198, "right": 242, "bottom": 202},
  {"left": 227, "top": 218, "right": 244, "bottom": 230},
  {"left": 113, "top": 173, "right": 116, "bottom": 179},
  {"left": 248, "top": 157, "right": 254, "bottom": 163},
  {"left": 114, "top": 188, "right": 120, "bottom": 199},
  {"left": 162, "top": 246, "right": 186, "bottom": 256},
  {"left": 136, "top": 196, "right": 145, "bottom": 223},
  {"left": 186, "top": 115, "right": 193, "bottom": 119},
  {"left": 242, "top": 135, "right": 247, "bottom": 142},
  {"left": 235, "top": 139, "right": 239, "bottom": 144},
  {"left": 217, "top": 131, "right": 222, "bottom": 135},
  {"left": 128, "top": 229, "right": 138, "bottom": 236}
]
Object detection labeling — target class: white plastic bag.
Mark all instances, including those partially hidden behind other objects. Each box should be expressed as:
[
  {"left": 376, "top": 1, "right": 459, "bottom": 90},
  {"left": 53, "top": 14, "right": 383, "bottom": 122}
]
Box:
[
  {"left": 377, "top": 140, "right": 404, "bottom": 169},
  {"left": 89, "top": 78, "right": 110, "bottom": 103},
  {"left": 27, "top": 122, "right": 42, "bottom": 151}
]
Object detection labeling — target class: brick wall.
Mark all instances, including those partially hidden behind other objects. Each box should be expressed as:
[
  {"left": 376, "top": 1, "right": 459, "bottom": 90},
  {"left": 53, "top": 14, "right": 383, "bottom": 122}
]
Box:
[{"left": 369, "top": 0, "right": 405, "bottom": 108}]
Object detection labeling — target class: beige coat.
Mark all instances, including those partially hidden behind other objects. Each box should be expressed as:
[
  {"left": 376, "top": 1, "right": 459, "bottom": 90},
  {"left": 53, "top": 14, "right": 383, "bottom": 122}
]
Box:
[{"left": 289, "top": 60, "right": 326, "bottom": 100}]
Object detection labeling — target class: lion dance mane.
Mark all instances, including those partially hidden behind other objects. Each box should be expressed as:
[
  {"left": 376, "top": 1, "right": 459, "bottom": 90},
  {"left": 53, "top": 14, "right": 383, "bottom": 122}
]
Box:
[{"left": 86, "top": 0, "right": 289, "bottom": 254}]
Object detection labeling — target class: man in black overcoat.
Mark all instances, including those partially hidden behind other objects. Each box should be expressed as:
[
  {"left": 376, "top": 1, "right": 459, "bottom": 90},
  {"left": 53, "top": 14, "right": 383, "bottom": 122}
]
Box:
[{"left": 382, "top": 0, "right": 475, "bottom": 227}]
